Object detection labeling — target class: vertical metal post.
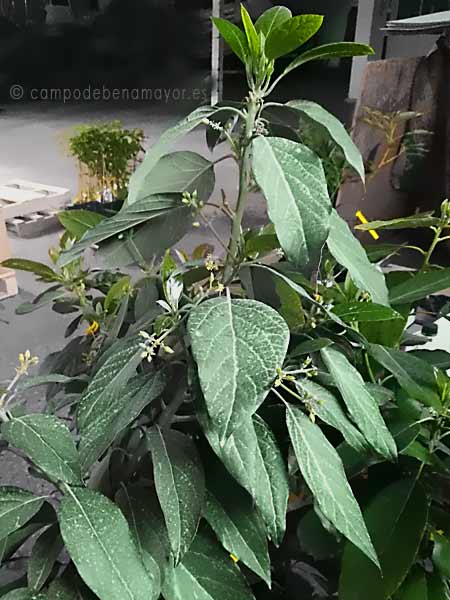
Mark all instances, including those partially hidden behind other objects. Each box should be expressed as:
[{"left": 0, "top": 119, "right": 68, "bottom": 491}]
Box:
[{"left": 211, "top": 0, "right": 224, "bottom": 105}]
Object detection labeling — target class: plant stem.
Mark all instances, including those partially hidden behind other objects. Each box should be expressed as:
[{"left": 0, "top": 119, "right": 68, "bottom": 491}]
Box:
[
  {"left": 223, "top": 96, "right": 260, "bottom": 284},
  {"left": 421, "top": 226, "right": 443, "bottom": 272}
]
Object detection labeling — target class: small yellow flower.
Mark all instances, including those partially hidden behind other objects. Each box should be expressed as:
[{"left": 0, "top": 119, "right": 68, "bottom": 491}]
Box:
[
  {"left": 205, "top": 254, "right": 219, "bottom": 272},
  {"left": 85, "top": 321, "right": 100, "bottom": 336},
  {"left": 16, "top": 350, "right": 39, "bottom": 375}
]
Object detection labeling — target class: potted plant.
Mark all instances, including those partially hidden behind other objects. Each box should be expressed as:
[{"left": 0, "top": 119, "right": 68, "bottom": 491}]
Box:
[{"left": 2, "top": 5, "right": 450, "bottom": 599}]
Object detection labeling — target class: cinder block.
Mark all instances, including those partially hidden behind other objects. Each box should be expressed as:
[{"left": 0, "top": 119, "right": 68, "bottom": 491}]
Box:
[
  {"left": 0, "top": 179, "right": 70, "bottom": 220},
  {"left": 0, "top": 267, "right": 17, "bottom": 300},
  {"left": 5, "top": 210, "right": 61, "bottom": 238}
]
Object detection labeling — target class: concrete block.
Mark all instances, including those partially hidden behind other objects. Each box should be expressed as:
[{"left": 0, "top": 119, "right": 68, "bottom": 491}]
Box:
[
  {"left": 0, "top": 267, "right": 18, "bottom": 300},
  {"left": 0, "top": 179, "right": 71, "bottom": 220},
  {"left": 5, "top": 210, "right": 61, "bottom": 239}
]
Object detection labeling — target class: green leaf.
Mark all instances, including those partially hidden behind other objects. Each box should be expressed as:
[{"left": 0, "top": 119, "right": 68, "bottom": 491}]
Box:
[
  {"left": 255, "top": 6, "right": 291, "bottom": 38},
  {"left": 116, "top": 485, "right": 170, "bottom": 587},
  {"left": 59, "top": 487, "right": 156, "bottom": 600},
  {"left": 28, "top": 524, "right": 63, "bottom": 591},
  {"left": 148, "top": 427, "right": 205, "bottom": 564},
  {"left": 295, "top": 379, "right": 368, "bottom": 453},
  {"left": 290, "top": 337, "right": 332, "bottom": 357},
  {"left": 240, "top": 5, "right": 259, "bottom": 56},
  {"left": 212, "top": 18, "right": 248, "bottom": 64},
  {"left": 2, "top": 415, "right": 80, "bottom": 485},
  {"left": 275, "top": 278, "right": 305, "bottom": 330},
  {"left": 327, "top": 211, "right": 390, "bottom": 306},
  {"left": 79, "top": 371, "right": 167, "bottom": 471},
  {"left": 340, "top": 480, "right": 429, "bottom": 600},
  {"left": 59, "top": 194, "right": 183, "bottom": 265},
  {"left": 16, "top": 374, "right": 73, "bottom": 392},
  {"left": 189, "top": 297, "right": 289, "bottom": 443},
  {"left": 321, "top": 347, "right": 397, "bottom": 460},
  {"left": 129, "top": 106, "right": 219, "bottom": 204},
  {"left": 286, "top": 404, "right": 378, "bottom": 565},
  {"left": 389, "top": 269, "right": 450, "bottom": 305},
  {"left": 199, "top": 409, "right": 288, "bottom": 546},
  {"left": 282, "top": 41, "right": 374, "bottom": 75},
  {"left": 297, "top": 508, "right": 339, "bottom": 560},
  {"left": 253, "top": 136, "right": 331, "bottom": 269},
  {"left": 0, "top": 489, "right": 46, "bottom": 541},
  {"left": 367, "top": 344, "right": 441, "bottom": 409},
  {"left": 1, "top": 259, "right": 61, "bottom": 283},
  {"left": 2, "top": 591, "right": 47, "bottom": 600},
  {"left": 432, "top": 532, "right": 450, "bottom": 579},
  {"left": 104, "top": 276, "right": 131, "bottom": 313},
  {"left": 47, "top": 571, "right": 98, "bottom": 599},
  {"left": 395, "top": 570, "right": 428, "bottom": 600},
  {"left": 162, "top": 527, "right": 255, "bottom": 600},
  {"left": 427, "top": 572, "right": 450, "bottom": 600},
  {"left": 265, "top": 14, "right": 323, "bottom": 60},
  {"left": 287, "top": 100, "right": 365, "bottom": 180},
  {"left": 58, "top": 210, "right": 105, "bottom": 240},
  {"left": 139, "top": 151, "right": 215, "bottom": 200},
  {"left": 356, "top": 212, "right": 439, "bottom": 232},
  {"left": 332, "top": 302, "right": 401, "bottom": 323},
  {"left": 77, "top": 336, "right": 143, "bottom": 431},
  {"left": 205, "top": 467, "right": 271, "bottom": 586}
]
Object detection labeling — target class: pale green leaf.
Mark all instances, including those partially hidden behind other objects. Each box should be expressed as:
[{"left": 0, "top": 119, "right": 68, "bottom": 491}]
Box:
[
  {"left": 255, "top": 6, "right": 291, "bottom": 37},
  {"left": 162, "top": 528, "right": 255, "bottom": 600},
  {"left": 28, "top": 524, "right": 63, "bottom": 591},
  {"left": 148, "top": 427, "right": 205, "bottom": 564},
  {"left": 59, "top": 487, "right": 156, "bottom": 600},
  {"left": 287, "top": 100, "right": 365, "bottom": 180},
  {"left": 327, "top": 211, "right": 389, "bottom": 306},
  {"left": 286, "top": 404, "right": 378, "bottom": 565},
  {"left": 0, "top": 488, "right": 46, "bottom": 541},
  {"left": 389, "top": 269, "right": 450, "bottom": 305},
  {"left": 253, "top": 136, "right": 331, "bottom": 269},
  {"left": 212, "top": 18, "right": 248, "bottom": 64},
  {"left": 128, "top": 106, "right": 218, "bottom": 203},
  {"left": 188, "top": 297, "right": 289, "bottom": 443},
  {"left": 332, "top": 302, "right": 401, "bottom": 323},
  {"left": 367, "top": 344, "right": 441, "bottom": 409},
  {"left": 282, "top": 42, "right": 373, "bottom": 75},
  {"left": 240, "top": 5, "right": 259, "bottom": 56},
  {"left": 265, "top": 14, "right": 323, "bottom": 60},
  {"left": 77, "top": 336, "right": 143, "bottom": 431},
  {"left": 2, "top": 415, "right": 81, "bottom": 485},
  {"left": 58, "top": 210, "right": 105, "bottom": 240},
  {"left": 104, "top": 276, "right": 131, "bottom": 313},
  {"left": 321, "top": 347, "right": 397, "bottom": 460},
  {"left": 340, "top": 480, "right": 429, "bottom": 600},
  {"left": 1, "top": 259, "right": 60, "bottom": 283},
  {"left": 16, "top": 374, "right": 73, "bottom": 392},
  {"left": 295, "top": 379, "right": 368, "bottom": 454},
  {"left": 79, "top": 370, "right": 167, "bottom": 470},
  {"left": 205, "top": 468, "right": 271, "bottom": 586}
]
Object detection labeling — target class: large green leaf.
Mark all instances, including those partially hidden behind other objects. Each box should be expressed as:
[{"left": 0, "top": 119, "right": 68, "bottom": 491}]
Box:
[
  {"left": 59, "top": 194, "right": 183, "bottom": 265},
  {"left": 0, "top": 488, "right": 46, "bottom": 541},
  {"left": 200, "top": 407, "right": 288, "bottom": 546},
  {"left": 367, "top": 344, "right": 441, "bottom": 409},
  {"left": 138, "top": 151, "right": 215, "bottom": 200},
  {"left": 255, "top": 6, "right": 291, "bottom": 38},
  {"left": 432, "top": 532, "right": 450, "bottom": 579},
  {"left": 282, "top": 42, "right": 373, "bottom": 75},
  {"left": 59, "top": 487, "right": 156, "bottom": 600},
  {"left": 2, "top": 415, "right": 81, "bottom": 485},
  {"left": 116, "top": 485, "right": 170, "bottom": 585},
  {"left": 286, "top": 404, "right": 378, "bottom": 565},
  {"left": 340, "top": 480, "right": 429, "bottom": 600},
  {"left": 79, "top": 370, "right": 167, "bottom": 470},
  {"left": 2, "top": 591, "right": 47, "bottom": 599},
  {"left": 211, "top": 18, "right": 248, "bottom": 64},
  {"left": 253, "top": 136, "right": 331, "bottom": 269},
  {"left": 28, "top": 524, "right": 63, "bottom": 591},
  {"left": 395, "top": 570, "right": 428, "bottom": 600},
  {"left": 58, "top": 210, "right": 105, "bottom": 240},
  {"left": 128, "top": 106, "right": 218, "bottom": 204},
  {"left": 77, "top": 337, "right": 143, "bottom": 431},
  {"left": 205, "top": 467, "right": 271, "bottom": 586},
  {"left": 265, "top": 14, "right": 323, "bottom": 60},
  {"left": 287, "top": 100, "right": 365, "bottom": 180},
  {"left": 321, "top": 347, "right": 397, "bottom": 460},
  {"left": 188, "top": 297, "right": 289, "bottom": 443},
  {"left": 327, "top": 211, "right": 389, "bottom": 306},
  {"left": 1, "top": 259, "right": 61, "bottom": 283},
  {"left": 389, "top": 269, "right": 450, "bottom": 305},
  {"left": 162, "top": 527, "right": 255, "bottom": 600},
  {"left": 297, "top": 507, "right": 339, "bottom": 561},
  {"left": 332, "top": 302, "right": 401, "bottom": 323},
  {"left": 295, "top": 379, "right": 368, "bottom": 453},
  {"left": 148, "top": 427, "right": 205, "bottom": 564}
]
